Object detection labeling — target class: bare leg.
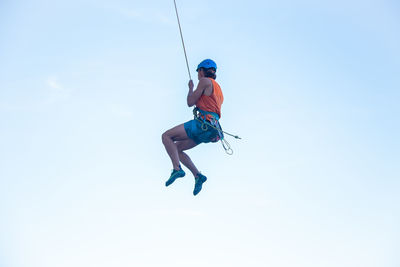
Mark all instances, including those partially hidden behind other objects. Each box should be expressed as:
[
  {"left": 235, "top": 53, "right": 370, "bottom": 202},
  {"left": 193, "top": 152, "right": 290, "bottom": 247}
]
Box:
[
  {"left": 176, "top": 139, "right": 199, "bottom": 177},
  {"left": 162, "top": 124, "right": 190, "bottom": 170}
]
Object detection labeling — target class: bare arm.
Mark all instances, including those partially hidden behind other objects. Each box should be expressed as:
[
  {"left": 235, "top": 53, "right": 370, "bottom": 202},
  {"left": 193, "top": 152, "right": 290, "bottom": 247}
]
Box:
[{"left": 187, "top": 78, "right": 212, "bottom": 107}]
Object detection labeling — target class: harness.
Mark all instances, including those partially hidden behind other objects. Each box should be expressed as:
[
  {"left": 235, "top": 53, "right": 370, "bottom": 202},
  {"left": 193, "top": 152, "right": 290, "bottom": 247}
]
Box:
[{"left": 193, "top": 107, "right": 241, "bottom": 155}]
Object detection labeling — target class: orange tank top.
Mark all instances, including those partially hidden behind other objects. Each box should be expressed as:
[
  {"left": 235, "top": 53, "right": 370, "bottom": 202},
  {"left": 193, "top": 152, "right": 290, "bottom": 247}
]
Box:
[{"left": 196, "top": 78, "right": 224, "bottom": 119}]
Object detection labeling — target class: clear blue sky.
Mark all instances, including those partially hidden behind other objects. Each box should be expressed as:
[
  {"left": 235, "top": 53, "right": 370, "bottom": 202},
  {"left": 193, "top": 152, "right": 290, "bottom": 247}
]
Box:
[{"left": 1, "top": 0, "right": 399, "bottom": 266}]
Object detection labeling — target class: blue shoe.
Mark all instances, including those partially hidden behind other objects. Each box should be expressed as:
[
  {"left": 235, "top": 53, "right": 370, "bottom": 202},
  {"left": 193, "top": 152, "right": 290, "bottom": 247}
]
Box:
[
  {"left": 193, "top": 173, "right": 207, "bottom": 196},
  {"left": 165, "top": 168, "right": 186, "bottom": 187}
]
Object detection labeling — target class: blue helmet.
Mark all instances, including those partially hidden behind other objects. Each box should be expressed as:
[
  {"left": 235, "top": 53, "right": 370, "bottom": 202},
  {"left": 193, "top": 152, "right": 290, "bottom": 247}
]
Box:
[{"left": 196, "top": 59, "right": 217, "bottom": 71}]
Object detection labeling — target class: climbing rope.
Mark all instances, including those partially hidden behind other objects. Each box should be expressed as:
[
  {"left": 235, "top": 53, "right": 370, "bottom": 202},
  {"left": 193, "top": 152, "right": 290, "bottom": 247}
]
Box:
[{"left": 173, "top": 0, "right": 192, "bottom": 80}]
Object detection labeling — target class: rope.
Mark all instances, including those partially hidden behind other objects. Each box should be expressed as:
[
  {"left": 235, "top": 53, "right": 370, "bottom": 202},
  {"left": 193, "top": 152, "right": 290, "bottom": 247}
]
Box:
[{"left": 173, "top": 0, "right": 192, "bottom": 80}]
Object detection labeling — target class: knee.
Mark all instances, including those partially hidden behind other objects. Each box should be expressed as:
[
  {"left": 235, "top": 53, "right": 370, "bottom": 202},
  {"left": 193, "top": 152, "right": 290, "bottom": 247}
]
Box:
[{"left": 161, "top": 131, "right": 170, "bottom": 144}]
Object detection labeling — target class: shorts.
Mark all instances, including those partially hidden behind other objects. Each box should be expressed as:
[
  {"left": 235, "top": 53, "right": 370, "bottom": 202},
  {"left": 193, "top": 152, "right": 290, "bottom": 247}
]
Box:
[{"left": 184, "top": 119, "right": 220, "bottom": 144}]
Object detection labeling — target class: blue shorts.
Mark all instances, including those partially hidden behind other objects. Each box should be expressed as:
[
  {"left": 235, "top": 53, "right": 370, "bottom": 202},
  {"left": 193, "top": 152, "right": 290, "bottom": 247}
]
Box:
[{"left": 184, "top": 119, "right": 220, "bottom": 144}]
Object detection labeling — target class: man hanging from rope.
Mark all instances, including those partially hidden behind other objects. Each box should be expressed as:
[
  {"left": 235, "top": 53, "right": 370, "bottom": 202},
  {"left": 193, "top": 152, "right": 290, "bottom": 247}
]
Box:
[{"left": 162, "top": 59, "right": 223, "bottom": 196}]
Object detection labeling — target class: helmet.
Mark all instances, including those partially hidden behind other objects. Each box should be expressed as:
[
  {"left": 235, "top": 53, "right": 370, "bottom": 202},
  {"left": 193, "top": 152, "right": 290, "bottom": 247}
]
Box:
[{"left": 196, "top": 59, "right": 217, "bottom": 71}]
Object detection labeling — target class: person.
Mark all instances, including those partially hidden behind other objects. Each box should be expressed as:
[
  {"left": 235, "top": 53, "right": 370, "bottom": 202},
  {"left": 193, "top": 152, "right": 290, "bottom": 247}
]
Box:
[{"left": 161, "top": 59, "right": 224, "bottom": 195}]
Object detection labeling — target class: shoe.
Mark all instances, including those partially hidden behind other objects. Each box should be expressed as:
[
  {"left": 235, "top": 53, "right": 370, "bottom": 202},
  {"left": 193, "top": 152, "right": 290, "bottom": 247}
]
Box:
[
  {"left": 165, "top": 168, "right": 186, "bottom": 187},
  {"left": 193, "top": 173, "right": 207, "bottom": 196}
]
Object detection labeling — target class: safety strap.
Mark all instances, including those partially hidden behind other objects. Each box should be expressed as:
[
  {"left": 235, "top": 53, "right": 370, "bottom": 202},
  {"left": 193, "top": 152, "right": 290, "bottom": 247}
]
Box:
[{"left": 193, "top": 107, "right": 240, "bottom": 155}]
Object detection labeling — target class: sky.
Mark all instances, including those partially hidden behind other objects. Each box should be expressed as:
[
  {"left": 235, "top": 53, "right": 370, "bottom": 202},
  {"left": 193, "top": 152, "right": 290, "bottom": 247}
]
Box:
[{"left": 0, "top": 0, "right": 399, "bottom": 266}]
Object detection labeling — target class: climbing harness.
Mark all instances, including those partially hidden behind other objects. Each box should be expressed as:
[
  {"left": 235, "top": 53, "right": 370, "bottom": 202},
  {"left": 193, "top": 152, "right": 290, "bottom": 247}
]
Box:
[
  {"left": 193, "top": 107, "right": 241, "bottom": 155},
  {"left": 173, "top": 0, "right": 192, "bottom": 80}
]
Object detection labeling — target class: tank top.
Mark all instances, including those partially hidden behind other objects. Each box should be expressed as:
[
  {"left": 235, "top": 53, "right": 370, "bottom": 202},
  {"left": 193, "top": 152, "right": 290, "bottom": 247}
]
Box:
[{"left": 195, "top": 78, "right": 224, "bottom": 120}]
